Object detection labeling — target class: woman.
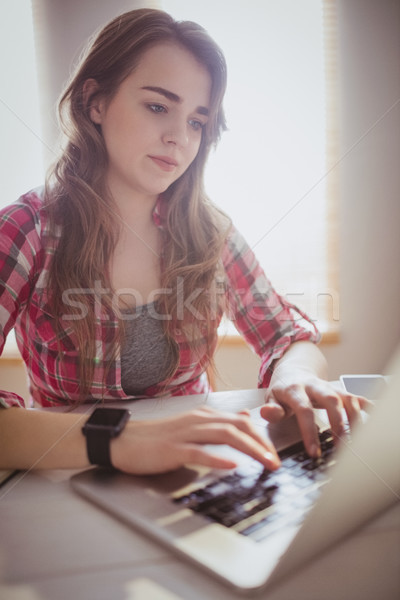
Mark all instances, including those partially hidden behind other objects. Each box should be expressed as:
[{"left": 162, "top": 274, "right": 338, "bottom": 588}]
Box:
[{"left": 0, "top": 9, "right": 368, "bottom": 474}]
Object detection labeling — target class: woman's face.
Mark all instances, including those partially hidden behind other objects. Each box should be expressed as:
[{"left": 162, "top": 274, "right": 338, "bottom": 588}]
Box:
[{"left": 88, "top": 42, "right": 211, "bottom": 205}]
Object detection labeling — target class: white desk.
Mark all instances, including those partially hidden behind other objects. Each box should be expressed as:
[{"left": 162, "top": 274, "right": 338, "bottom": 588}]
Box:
[{"left": 1, "top": 390, "right": 399, "bottom": 600}]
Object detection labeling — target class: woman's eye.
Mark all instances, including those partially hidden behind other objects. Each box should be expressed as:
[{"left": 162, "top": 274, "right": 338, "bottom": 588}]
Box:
[
  {"left": 188, "top": 119, "right": 204, "bottom": 132},
  {"left": 148, "top": 104, "right": 167, "bottom": 114}
]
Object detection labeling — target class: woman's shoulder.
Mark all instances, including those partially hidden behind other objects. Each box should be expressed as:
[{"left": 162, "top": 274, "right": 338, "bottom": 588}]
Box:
[
  {"left": 0, "top": 187, "right": 49, "bottom": 256},
  {"left": 0, "top": 186, "right": 46, "bottom": 229},
  {"left": 221, "top": 219, "right": 252, "bottom": 258}
]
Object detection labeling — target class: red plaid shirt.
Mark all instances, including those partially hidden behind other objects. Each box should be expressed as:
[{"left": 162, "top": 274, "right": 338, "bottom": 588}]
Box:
[{"left": 0, "top": 189, "right": 320, "bottom": 408}]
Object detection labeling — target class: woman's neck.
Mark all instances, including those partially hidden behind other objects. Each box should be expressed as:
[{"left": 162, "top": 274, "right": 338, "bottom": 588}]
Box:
[{"left": 106, "top": 178, "right": 158, "bottom": 228}]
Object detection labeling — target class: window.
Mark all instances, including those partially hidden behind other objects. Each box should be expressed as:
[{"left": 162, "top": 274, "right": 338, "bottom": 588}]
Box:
[
  {"left": 162, "top": 0, "right": 339, "bottom": 338},
  {"left": 0, "top": 0, "right": 44, "bottom": 204}
]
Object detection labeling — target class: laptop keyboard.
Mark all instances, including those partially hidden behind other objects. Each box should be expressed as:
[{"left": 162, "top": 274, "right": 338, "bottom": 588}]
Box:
[{"left": 174, "top": 430, "right": 336, "bottom": 542}]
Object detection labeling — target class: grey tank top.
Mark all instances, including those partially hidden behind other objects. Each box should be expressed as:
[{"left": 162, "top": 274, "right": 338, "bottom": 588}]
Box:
[{"left": 120, "top": 302, "right": 174, "bottom": 396}]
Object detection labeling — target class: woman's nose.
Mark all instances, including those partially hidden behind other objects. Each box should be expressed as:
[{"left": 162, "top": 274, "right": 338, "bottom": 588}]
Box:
[{"left": 162, "top": 119, "right": 189, "bottom": 148}]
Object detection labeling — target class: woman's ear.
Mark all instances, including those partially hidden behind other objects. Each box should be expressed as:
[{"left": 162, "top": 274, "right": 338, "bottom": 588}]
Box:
[{"left": 83, "top": 78, "right": 103, "bottom": 124}]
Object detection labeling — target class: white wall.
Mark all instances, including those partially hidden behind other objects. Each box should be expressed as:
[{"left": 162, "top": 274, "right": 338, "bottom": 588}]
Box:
[
  {"left": 323, "top": 0, "right": 400, "bottom": 377},
  {"left": 31, "top": 0, "right": 160, "bottom": 166}
]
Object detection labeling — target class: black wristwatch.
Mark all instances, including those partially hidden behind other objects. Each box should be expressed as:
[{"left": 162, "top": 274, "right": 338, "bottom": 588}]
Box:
[{"left": 82, "top": 408, "right": 131, "bottom": 467}]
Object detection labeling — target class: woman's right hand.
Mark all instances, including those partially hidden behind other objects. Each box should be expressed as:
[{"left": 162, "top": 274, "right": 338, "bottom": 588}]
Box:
[{"left": 111, "top": 405, "right": 281, "bottom": 475}]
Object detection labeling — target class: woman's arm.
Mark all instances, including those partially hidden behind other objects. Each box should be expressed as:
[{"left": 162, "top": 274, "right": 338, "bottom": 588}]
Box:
[
  {"left": 0, "top": 408, "right": 89, "bottom": 470},
  {"left": 260, "top": 341, "right": 372, "bottom": 456},
  {"left": 221, "top": 228, "right": 370, "bottom": 456},
  {"left": 0, "top": 405, "right": 281, "bottom": 474},
  {"left": 0, "top": 194, "right": 44, "bottom": 408}
]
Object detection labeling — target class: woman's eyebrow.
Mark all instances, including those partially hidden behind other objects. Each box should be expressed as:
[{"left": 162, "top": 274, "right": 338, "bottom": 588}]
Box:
[{"left": 141, "top": 85, "right": 209, "bottom": 116}]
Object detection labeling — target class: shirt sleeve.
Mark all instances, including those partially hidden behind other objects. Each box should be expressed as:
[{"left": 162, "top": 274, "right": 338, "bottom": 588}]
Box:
[
  {"left": 221, "top": 225, "right": 321, "bottom": 388},
  {"left": 0, "top": 193, "right": 43, "bottom": 408}
]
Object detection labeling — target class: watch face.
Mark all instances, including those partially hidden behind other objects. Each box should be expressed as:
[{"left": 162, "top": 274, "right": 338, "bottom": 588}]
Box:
[{"left": 87, "top": 408, "right": 129, "bottom": 427}]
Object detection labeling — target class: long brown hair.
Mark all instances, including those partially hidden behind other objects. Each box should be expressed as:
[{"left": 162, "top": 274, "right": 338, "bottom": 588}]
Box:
[{"left": 45, "top": 8, "right": 230, "bottom": 399}]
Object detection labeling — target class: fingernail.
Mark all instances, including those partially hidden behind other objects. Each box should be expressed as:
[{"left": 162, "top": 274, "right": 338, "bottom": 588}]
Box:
[
  {"left": 264, "top": 451, "right": 280, "bottom": 468},
  {"left": 309, "top": 443, "right": 321, "bottom": 458},
  {"left": 264, "top": 451, "right": 274, "bottom": 461}
]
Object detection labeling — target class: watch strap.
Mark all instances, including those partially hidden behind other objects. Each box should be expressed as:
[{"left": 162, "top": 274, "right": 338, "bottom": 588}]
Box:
[
  {"left": 82, "top": 408, "right": 130, "bottom": 468},
  {"left": 85, "top": 429, "right": 113, "bottom": 467}
]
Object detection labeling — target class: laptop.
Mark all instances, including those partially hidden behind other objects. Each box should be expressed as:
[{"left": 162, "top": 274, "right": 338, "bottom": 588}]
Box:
[{"left": 71, "top": 348, "right": 400, "bottom": 594}]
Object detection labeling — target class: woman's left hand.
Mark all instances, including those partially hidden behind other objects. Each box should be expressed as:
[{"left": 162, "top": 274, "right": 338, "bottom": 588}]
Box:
[{"left": 261, "top": 375, "right": 372, "bottom": 457}]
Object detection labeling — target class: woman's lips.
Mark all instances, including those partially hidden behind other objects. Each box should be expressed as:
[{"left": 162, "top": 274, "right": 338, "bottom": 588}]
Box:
[{"left": 149, "top": 155, "right": 178, "bottom": 172}]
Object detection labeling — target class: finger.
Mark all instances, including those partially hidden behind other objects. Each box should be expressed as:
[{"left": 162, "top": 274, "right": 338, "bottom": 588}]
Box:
[
  {"left": 324, "top": 401, "right": 347, "bottom": 444},
  {"left": 228, "top": 412, "right": 277, "bottom": 453},
  {"left": 238, "top": 409, "right": 251, "bottom": 417},
  {"left": 260, "top": 401, "right": 287, "bottom": 423},
  {"left": 179, "top": 444, "right": 239, "bottom": 470},
  {"left": 357, "top": 395, "right": 374, "bottom": 412},
  {"left": 304, "top": 385, "right": 347, "bottom": 444},
  {"left": 260, "top": 390, "right": 290, "bottom": 423},
  {"left": 292, "top": 403, "right": 321, "bottom": 458},
  {"left": 339, "top": 392, "right": 373, "bottom": 431},
  {"left": 215, "top": 411, "right": 281, "bottom": 467},
  {"left": 169, "top": 406, "right": 245, "bottom": 429},
  {"left": 161, "top": 406, "right": 221, "bottom": 429},
  {"left": 341, "top": 393, "right": 363, "bottom": 430},
  {"left": 181, "top": 423, "right": 280, "bottom": 470},
  {"left": 269, "top": 385, "right": 321, "bottom": 457},
  {"left": 177, "top": 408, "right": 278, "bottom": 461}
]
